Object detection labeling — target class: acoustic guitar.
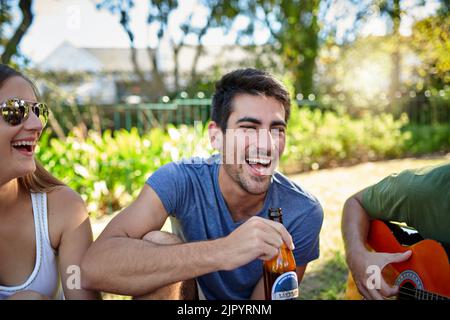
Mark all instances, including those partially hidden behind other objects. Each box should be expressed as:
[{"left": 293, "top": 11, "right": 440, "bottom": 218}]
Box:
[{"left": 345, "top": 219, "right": 450, "bottom": 300}]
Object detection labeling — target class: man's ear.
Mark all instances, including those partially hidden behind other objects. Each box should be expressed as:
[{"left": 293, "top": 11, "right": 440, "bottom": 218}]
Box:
[{"left": 208, "top": 121, "right": 223, "bottom": 150}]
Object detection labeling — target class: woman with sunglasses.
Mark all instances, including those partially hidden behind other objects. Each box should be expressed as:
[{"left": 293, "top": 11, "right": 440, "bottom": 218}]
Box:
[{"left": 0, "top": 64, "right": 99, "bottom": 300}]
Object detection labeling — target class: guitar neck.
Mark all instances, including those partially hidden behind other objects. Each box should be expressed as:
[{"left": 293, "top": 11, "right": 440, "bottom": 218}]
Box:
[{"left": 399, "top": 286, "right": 450, "bottom": 300}]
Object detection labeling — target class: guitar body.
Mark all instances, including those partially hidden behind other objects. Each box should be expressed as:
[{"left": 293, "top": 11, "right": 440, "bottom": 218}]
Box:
[{"left": 346, "top": 219, "right": 450, "bottom": 300}]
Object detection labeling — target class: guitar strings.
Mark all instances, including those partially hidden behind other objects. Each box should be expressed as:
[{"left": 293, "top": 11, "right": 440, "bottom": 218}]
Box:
[
  {"left": 399, "top": 287, "right": 442, "bottom": 300},
  {"left": 399, "top": 286, "right": 443, "bottom": 298},
  {"left": 397, "top": 291, "right": 448, "bottom": 300},
  {"left": 397, "top": 286, "right": 449, "bottom": 300},
  {"left": 398, "top": 292, "right": 445, "bottom": 300}
]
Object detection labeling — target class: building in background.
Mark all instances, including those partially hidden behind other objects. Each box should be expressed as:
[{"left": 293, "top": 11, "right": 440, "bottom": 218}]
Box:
[{"left": 37, "top": 41, "right": 251, "bottom": 104}]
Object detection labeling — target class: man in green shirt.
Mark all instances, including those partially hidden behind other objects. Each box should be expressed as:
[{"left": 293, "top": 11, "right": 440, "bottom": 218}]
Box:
[{"left": 342, "top": 161, "right": 450, "bottom": 300}]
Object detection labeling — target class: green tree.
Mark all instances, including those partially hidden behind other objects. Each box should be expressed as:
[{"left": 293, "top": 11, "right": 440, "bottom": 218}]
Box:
[
  {"left": 411, "top": 13, "right": 449, "bottom": 86},
  {"left": 253, "top": 0, "right": 320, "bottom": 96},
  {"left": 343, "top": 1, "right": 449, "bottom": 97}
]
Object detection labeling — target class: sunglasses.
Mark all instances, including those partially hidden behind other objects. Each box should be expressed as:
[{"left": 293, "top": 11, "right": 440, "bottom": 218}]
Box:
[{"left": 1, "top": 98, "right": 49, "bottom": 127}]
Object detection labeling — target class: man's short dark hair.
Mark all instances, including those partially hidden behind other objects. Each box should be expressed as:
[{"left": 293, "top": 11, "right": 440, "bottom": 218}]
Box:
[{"left": 211, "top": 68, "right": 291, "bottom": 131}]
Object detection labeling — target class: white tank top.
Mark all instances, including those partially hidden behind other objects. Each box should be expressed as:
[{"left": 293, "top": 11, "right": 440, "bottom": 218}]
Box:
[{"left": 0, "top": 193, "right": 64, "bottom": 299}]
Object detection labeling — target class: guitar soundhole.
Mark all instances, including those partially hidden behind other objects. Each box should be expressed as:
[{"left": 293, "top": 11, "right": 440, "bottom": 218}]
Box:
[{"left": 396, "top": 270, "right": 424, "bottom": 300}]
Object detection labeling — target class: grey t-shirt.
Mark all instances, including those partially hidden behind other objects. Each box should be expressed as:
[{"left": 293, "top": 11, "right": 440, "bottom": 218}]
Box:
[{"left": 146, "top": 155, "right": 323, "bottom": 300}]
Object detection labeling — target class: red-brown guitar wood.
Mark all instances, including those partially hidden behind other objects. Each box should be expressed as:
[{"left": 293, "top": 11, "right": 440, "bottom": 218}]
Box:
[{"left": 346, "top": 220, "right": 450, "bottom": 300}]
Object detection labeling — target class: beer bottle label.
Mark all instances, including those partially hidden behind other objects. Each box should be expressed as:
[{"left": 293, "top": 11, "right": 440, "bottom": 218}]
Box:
[{"left": 271, "top": 271, "right": 299, "bottom": 300}]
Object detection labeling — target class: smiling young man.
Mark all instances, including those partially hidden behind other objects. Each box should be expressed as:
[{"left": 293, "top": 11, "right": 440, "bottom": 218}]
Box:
[{"left": 82, "top": 68, "right": 323, "bottom": 300}]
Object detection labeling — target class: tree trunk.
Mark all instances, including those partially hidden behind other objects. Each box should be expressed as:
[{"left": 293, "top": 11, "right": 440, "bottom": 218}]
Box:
[
  {"left": 173, "top": 45, "right": 180, "bottom": 93},
  {"left": 282, "top": 0, "right": 319, "bottom": 96},
  {"left": 1, "top": 0, "right": 33, "bottom": 64},
  {"left": 189, "top": 2, "right": 220, "bottom": 85},
  {"left": 130, "top": 46, "right": 147, "bottom": 89},
  {"left": 389, "top": 0, "right": 401, "bottom": 101},
  {"left": 118, "top": 9, "right": 147, "bottom": 94},
  {"left": 146, "top": 47, "right": 167, "bottom": 98}
]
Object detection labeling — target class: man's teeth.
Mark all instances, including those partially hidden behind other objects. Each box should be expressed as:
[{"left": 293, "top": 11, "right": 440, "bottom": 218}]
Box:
[
  {"left": 246, "top": 158, "right": 271, "bottom": 165},
  {"left": 11, "top": 141, "right": 35, "bottom": 147}
]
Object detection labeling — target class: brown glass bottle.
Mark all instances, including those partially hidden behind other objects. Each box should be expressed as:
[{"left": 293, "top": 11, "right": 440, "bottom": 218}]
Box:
[{"left": 263, "top": 208, "right": 299, "bottom": 300}]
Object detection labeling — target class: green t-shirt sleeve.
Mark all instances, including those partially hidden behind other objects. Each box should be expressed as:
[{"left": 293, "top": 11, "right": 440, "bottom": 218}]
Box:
[
  {"left": 360, "top": 162, "right": 450, "bottom": 245},
  {"left": 362, "top": 172, "right": 411, "bottom": 223}
]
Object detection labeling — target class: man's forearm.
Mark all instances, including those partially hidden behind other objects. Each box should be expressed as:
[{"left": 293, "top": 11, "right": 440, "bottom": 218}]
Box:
[
  {"left": 342, "top": 195, "right": 370, "bottom": 260},
  {"left": 81, "top": 236, "right": 225, "bottom": 296}
]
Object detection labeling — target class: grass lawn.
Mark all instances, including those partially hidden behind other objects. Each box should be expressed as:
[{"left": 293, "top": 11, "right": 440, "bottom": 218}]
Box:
[{"left": 93, "top": 154, "right": 449, "bottom": 300}]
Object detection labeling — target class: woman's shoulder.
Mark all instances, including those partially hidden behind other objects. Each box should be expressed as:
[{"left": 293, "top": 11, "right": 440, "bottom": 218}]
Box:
[
  {"left": 43, "top": 186, "right": 90, "bottom": 250},
  {"left": 47, "top": 186, "right": 86, "bottom": 212},
  {"left": 46, "top": 187, "right": 89, "bottom": 229}
]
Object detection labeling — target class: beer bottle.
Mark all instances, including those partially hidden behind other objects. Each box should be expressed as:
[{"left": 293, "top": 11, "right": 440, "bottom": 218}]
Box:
[{"left": 263, "top": 208, "right": 299, "bottom": 300}]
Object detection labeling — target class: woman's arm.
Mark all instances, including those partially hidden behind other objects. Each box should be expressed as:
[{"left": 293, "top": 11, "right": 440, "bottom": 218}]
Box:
[{"left": 49, "top": 187, "right": 101, "bottom": 300}]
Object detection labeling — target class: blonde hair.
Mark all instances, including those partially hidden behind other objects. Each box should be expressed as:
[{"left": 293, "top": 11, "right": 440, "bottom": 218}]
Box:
[
  {"left": 1, "top": 64, "right": 66, "bottom": 193},
  {"left": 18, "top": 160, "right": 65, "bottom": 193}
]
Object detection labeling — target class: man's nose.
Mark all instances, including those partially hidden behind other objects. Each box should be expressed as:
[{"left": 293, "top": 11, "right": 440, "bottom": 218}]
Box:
[{"left": 257, "top": 128, "right": 276, "bottom": 154}]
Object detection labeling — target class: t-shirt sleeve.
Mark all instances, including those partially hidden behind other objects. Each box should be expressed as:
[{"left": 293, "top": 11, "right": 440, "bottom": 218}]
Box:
[
  {"left": 146, "top": 162, "right": 189, "bottom": 217},
  {"left": 291, "top": 201, "right": 324, "bottom": 266},
  {"left": 361, "top": 172, "right": 411, "bottom": 223}
]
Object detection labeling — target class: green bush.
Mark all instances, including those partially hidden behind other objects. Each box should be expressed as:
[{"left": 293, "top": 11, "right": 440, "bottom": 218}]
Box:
[
  {"left": 37, "top": 125, "right": 212, "bottom": 218},
  {"left": 281, "top": 107, "right": 411, "bottom": 173},
  {"left": 402, "top": 124, "right": 450, "bottom": 154}
]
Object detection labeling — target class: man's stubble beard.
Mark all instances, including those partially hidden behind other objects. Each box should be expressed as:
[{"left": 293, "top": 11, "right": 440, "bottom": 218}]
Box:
[{"left": 222, "top": 162, "right": 272, "bottom": 196}]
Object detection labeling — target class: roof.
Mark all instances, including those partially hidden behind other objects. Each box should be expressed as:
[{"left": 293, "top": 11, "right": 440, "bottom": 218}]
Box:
[{"left": 38, "top": 41, "right": 253, "bottom": 74}]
